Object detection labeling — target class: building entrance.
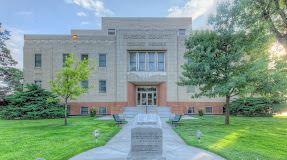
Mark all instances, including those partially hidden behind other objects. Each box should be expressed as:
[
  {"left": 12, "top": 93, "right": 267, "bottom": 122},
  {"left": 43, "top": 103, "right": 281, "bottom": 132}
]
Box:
[{"left": 136, "top": 87, "right": 157, "bottom": 106}]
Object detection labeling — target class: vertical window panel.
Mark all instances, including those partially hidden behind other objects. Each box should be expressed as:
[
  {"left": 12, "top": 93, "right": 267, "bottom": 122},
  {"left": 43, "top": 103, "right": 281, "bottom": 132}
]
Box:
[
  {"left": 138, "top": 52, "right": 145, "bottom": 71},
  {"left": 130, "top": 52, "right": 137, "bottom": 71},
  {"left": 157, "top": 52, "right": 165, "bottom": 71},
  {"left": 35, "top": 54, "right": 42, "bottom": 68},
  {"left": 99, "top": 80, "right": 106, "bottom": 93},
  {"left": 99, "top": 54, "right": 106, "bottom": 67},
  {"left": 148, "top": 52, "right": 156, "bottom": 71}
]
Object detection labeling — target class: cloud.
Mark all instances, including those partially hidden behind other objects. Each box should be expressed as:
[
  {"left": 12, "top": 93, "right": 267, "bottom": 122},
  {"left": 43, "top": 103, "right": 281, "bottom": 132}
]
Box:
[
  {"left": 65, "top": 0, "right": 113, "bottom": 16},
  {"left": 5, "top": 27, "right": 25, "bottom": 69},
  {"left": 80, "top": 21, "right": 90, "bottom": 25},
  {"left": 77, "top": 11, "right": 88, "bottom": 17},
  {"left": 168, "top": 0, "right": 219, "bottom": 30}
]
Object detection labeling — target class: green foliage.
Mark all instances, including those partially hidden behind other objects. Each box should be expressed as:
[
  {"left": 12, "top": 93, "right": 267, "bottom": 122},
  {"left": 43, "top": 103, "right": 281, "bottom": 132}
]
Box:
[
  {"left": 0, "top": 84, "right": 64, "bottom": 120},
  {"left": 0, "top": 23, "right": 19, "bottom": 98},
  {"left": 90, "top": 107, "right": 97, "bottom": 117},
  {"left": 49, "top": 53, "right": 96, "bottom": 125},
  {"left": 0, "top": 67, "right": 23, "bottom": 98},
  {"left": 198, "top": 109, "right": 204, "bottom": 116},
  {"left": 209, "top": 0, "right": 287, "bottom": 53},
  {"left": 50, "top": 53, "right": 95, "bottom": 100},
  {"left": 230, "top": 97, "right": 276, "bottom": 116}
]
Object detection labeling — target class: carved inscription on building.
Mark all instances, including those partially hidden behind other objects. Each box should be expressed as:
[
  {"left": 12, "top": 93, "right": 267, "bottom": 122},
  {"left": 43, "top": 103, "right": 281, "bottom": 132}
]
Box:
[{"left": 123, "top": 34, "right": 171, "bottom": 39}]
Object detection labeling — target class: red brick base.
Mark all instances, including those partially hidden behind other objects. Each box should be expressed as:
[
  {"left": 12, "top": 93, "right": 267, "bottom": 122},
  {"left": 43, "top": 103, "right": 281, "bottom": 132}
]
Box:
[
  {"left": 68, "top": 101, "right": 224, "bottom": 115},
  {"left": 69, "top": 102, "right": 127, "bottom": 115},
  {"left": 167, "top": 102, "right": 224, "bottom": 115}
]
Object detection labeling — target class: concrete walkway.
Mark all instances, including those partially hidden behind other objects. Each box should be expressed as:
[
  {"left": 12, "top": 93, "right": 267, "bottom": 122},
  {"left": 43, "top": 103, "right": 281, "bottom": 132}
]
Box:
[{"left": 70, "top": 118, "right": 225, "bottom": 160}]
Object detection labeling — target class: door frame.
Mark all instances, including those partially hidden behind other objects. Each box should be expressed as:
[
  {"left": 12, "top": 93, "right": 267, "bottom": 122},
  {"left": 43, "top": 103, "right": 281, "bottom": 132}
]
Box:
[{"left": 136, "top": 86, "right": 157, "bottom": 106}]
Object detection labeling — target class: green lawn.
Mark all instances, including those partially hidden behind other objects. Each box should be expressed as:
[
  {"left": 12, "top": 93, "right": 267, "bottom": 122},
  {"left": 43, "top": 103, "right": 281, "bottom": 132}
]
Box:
[
  {"left": 0, "top": 117, "right": 120, "bottom": 160},
  {"left": 175, "top": 116, "right": 287, "bottom": 160}
]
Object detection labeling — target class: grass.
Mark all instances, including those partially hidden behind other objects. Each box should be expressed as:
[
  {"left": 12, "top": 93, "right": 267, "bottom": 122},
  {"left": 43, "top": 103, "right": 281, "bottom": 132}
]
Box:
[
  {"left": 0, "top": 117, "right": 120, "bottom": 160},
  {"left": 175, "top": 116, "right": 287, "bottom": 160}
]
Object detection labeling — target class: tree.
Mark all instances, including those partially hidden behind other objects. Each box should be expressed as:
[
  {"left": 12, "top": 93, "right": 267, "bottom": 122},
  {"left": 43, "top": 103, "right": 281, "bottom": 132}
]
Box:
[
  {"left": 49, "top": 53, "right": 95, "bottom": 125},
  {"left": 209, "top": 0, "right": 287, "bottom": 54},
  {"left": 0, "top": 67, "right": 23, "bottom": 99},
  {"left": 178, "top": 30, "right": 268, "bottom": 124},
  {"left": 0, "top": 23, "right": 18, "bottom": 98},
  {"left": 0, "top": 84, "right": 64, "bottom": 120}
]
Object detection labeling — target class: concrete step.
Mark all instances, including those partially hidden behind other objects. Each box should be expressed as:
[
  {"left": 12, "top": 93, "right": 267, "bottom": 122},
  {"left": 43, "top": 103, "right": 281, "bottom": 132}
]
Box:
[{"left": 123, "top": 106, "right": 171, "bottom": 118}]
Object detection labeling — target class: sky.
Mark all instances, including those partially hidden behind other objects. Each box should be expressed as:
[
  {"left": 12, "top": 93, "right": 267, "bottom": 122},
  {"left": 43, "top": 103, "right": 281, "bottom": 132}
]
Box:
[{"left": 0, "top": 0, "right": 219, "bottom": 69}]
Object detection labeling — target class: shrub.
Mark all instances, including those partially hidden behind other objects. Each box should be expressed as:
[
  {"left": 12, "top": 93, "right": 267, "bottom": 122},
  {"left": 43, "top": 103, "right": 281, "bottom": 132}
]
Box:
[
  {"left": 0, "top": 84, "right": 64, "bottom": 120},
  {"left": 90, "top": 107, "right": 97, "bottom": 117},
  {"left": 198, "top": 109, "right": 204, "bottom": 116},
  {"left": 230, "top": 97, "right": 277, "bottom": 117}
]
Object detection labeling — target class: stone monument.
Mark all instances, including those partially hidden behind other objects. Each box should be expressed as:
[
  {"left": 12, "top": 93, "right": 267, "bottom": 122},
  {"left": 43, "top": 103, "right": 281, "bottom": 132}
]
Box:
[{"left": 127, "top": 114, "right": 165, "bottom": 160}]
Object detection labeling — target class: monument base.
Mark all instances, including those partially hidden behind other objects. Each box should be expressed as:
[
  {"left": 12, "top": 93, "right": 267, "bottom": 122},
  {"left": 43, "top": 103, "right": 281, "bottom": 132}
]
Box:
[
  {"left": 127, "top": 155, "right": 166, "bottom": 160},
  {"left": 127, "top": 114, "right": 166, "bottom": 160}
]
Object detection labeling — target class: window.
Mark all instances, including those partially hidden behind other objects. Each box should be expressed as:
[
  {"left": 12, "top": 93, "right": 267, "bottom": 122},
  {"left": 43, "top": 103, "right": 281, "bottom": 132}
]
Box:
[
  {"left": 108, "top": 29, "right": 116, "bottom": 35},
  {"left": 81, "top": 80, "right": 89, "bottom": 89},
  {"left": 81, "top": 54, "right": 88, "bottom": 61},
  {"left": 157, "top": 52, "right": 165, "bottom": 71},
  {"left": 178, "top": 29, "right": 186, "bottom": 36},
  {"left": 129, "top": 52, "right": 137, "bottom": 71},
  {"left": 99, "top": 54, "right": 106, "bottom": 67},
  {"left": 188, "top": 107, "right": 195, "bottom": 114},
  {"left": 99, "top": 107, "right": 108, "bottom": 115},
  {"left": 205, "top": 106, "right": 213, "bottom": 114},
  {"left": 99, "top": 80, "right": 106, "bottom": 93},
  {"left": 129, "top": 51, "right": 165, "bottom": 72},
  {"left": 138, "top": 52, "right": 146, "bottom": 71},
  {"left": 63, "top": 53, "right": 69, "bottom": 66},
  {"left": 34, "top": 80, "right": 42, "bottom": 87},
  {"left": 35, "top": 54, "right": 42, "bottom": 68},
  {"left": 81, "top": 107, "right": 89, "bottom": 115},
  {"left": 148, "top": 52, "right": 156, "bottom": 71}
]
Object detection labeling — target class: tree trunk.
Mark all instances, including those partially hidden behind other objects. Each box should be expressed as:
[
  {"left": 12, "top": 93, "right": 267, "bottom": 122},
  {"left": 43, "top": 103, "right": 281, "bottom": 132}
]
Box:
[
  {"left": 64, "top": 98, "right": 68, "bottom": 126},
  {"left": 225, "top": 95, "right": 231, "bottom": 125}
]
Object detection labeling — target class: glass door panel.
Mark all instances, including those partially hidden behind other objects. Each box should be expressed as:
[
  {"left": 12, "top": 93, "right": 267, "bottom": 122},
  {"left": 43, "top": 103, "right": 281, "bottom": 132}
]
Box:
[
  {"left": 141, "top": 93, "right": 147, "bottom": 105},
  {"left": 148, "top": 93, "right": 153, "bottom": 105}
]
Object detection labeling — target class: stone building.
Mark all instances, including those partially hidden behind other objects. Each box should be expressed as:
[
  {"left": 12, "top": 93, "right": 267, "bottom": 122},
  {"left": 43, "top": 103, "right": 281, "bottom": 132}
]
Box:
[{"left": 23, "top": 17, "right": 224, "bottom": 116}]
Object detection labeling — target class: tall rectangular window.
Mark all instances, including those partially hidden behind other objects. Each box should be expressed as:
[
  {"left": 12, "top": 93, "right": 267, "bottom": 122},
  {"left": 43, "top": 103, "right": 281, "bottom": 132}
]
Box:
[
  {"left": 99, "top": 54, "right": 106, "bottom": 67},
  {"left": 81, "top": 107, "right": 89, "bottom": 115},
  {"left": 157, "top": 52, "right": 165, "bottom": 71},
  {"left": 35, "top": 54, "right": 42, "bottom": 68},
  {"left": 81, "top": 54, "right": 88, "bottom": 61},
  {"left": 63, "top": 54, "right": 69, "bottom": 66},
  {"left": 130, "top": 52, "right": 137, "bottom": 71},
  {"left": 138, "top": 52, "right": 145, "bottom": 71},
  {"left": 205, "top": 106, "right": 213, "bottom": 114},
  {"left": 34, "top": 80, "right": 42, "bottom": 87},
  {"left": 81, "top": 80, "right": 89, "bottom": 89},
  {"left": 99, "top": 80, "right": 106, "bottom": 93},
  {"left": 148, "top": 52, "right": 156, "bottom": 71}
]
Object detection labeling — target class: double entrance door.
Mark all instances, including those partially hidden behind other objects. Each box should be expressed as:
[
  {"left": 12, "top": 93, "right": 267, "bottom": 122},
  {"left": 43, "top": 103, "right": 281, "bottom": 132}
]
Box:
[{"left": 137, "top": 87, "right": 157, "bottom": 106}]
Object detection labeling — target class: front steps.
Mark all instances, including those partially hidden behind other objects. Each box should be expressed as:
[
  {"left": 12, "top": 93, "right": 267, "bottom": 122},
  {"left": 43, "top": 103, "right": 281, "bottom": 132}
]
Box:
[{"left": 123, "top": 106, "right": 171, "bottom": 118}]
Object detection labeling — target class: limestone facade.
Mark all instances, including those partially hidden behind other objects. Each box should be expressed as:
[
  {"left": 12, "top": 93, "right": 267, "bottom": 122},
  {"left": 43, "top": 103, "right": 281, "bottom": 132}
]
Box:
[{"left": 23, "top": 17, "right": 225, "bottom": 115}]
